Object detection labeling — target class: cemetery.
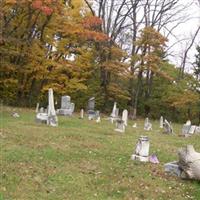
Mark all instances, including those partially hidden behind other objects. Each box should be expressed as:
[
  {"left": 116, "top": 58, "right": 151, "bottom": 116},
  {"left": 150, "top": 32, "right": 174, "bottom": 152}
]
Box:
[
  {"left": 1, "top": 102, "right": 200, "bottom": 199},
  {"left": 1, "top": 0, "right": 200, "bottom": 200}
]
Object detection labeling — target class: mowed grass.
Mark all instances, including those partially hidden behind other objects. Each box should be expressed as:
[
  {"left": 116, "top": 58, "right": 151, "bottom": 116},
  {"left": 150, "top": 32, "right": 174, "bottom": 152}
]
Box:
[{"left": 0, "top": 106, "right": 200, "bottom": 200}]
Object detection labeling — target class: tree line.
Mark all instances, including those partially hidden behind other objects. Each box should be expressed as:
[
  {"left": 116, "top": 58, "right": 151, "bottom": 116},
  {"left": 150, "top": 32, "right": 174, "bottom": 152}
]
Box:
[{"left": 1, "top": 0, "right": 200, "bottom": 123}]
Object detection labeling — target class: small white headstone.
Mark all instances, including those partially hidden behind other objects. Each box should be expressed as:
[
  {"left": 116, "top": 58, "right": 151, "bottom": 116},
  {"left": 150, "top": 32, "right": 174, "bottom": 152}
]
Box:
[
  {"left": 132, "top": 123, "right": 137, "bottom": 128},
  {"left": 160, "top": 116, "right": 163, "bottom": 128},
  {"left": 186, "top": 120, "right": 192, "bottom": 126},
  {"left": 96, "top": 116, "right": 101, "bottom": 123},
  {"left": 80, "top": 109, "right": 84, "bottom": 119}
]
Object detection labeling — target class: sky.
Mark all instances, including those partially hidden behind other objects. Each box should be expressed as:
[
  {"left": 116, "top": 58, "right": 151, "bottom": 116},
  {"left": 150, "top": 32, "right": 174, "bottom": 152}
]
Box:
[{"left": 167, "top": 0, "right": 200, "bottom": 72}]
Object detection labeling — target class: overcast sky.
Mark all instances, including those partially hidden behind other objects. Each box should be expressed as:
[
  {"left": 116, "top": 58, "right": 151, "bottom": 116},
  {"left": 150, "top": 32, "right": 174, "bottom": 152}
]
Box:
[{"left": 167, "top": 0, "right": 200, "bottom": 72}]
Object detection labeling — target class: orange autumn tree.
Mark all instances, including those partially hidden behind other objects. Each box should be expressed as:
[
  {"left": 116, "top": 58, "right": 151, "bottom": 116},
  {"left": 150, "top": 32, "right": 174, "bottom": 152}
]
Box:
[{"left": 0, "top": 0, "right": 108, "bottom": 106}]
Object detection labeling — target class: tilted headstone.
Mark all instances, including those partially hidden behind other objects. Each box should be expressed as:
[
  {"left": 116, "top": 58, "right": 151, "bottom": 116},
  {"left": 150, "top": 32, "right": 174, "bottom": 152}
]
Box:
[
  {"left": 57, "top": 95, "right": 75, "bottom": 116},
  {"left": 131, "top": 136, "right": 150, "bottom": 162},
  {"left": 122, "top": 109, "right": 128, "bottom": 126},
  {"left": 178, "top": 145, "right": 200, "bottom": 180},
  {"left": 144, "top": 117, "right": 152, "bottom": 131},
  {"left": 160, "top": 116, "right": 163, "bottom": 128},
  {"left": 114, "top": 119, "right": 125, "bottom": 133},
  {"left": 188, "top": 125, "right": 196, "bottom": 135},
  {"left": 163, "top": 119, "right": 173, "bottom": 134}
]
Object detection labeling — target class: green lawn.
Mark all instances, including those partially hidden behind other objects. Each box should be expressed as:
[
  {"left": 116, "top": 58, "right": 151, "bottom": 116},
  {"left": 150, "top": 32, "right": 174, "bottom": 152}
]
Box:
[{"left": 0, "top": 106, "right": 200, "bottom": 200}]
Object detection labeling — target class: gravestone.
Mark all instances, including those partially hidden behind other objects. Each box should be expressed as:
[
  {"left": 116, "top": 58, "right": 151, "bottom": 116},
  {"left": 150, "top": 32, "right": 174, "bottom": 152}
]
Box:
[
  {"left": 188, "top": 125, "right": 196, "bottom": 135},
  {"left": 165, "top": 145, "right": 200, "bottom": 180},
  {"left": 144, "top": 118, "right": 152, "bottom": 131},
  {"left": 35, "top": 103, "right": 39, "bottom": 113},
  {"left": 160, "top": 116, "right": 163, "bottom": 128},
  {"left": 57, "top": 95, "right": 75, "bottom": 116},
  {"left": 47, "top": 88, "right": 58, "bottom": 126},
  {"left": 131, "top": 136, "right": 150, "bottom": 162},
  {"left": 195, "top": 126, "right": 200, "bottom": 134},
  {"left": 114, "top": 119, "right": 125, "bottom": 133},
  {"left": 181, "top": 120, "right": 196, "bottom": 137},
  {"left": 36, "top": 88, "right": 58, "bottom": 127},
  {"left": 96, "top": 116, "right": 101, "bottom": 123},
  {"left": 186, "top": 120, "right": 191, "bottom": 126},
  {"left": 122, "top": 109, "right": 128, "bottom": 126},
  {"left": 110, "top": 102, "right": 119, "bottom": 123},
  {"left": 39, "top": 107, "right": 45, "bottom": 113},
  {"left": 132, "top": 123, "right": 137, "bottom": 128},
  {"left": 80, "top": 109, "right": 84, "bottom": 119},
  {"left": 182, "top": 124, "right": 191, "bottom": 136},
  {"left": 163, "top": 119, "right": 173, "bottom": 134},
  {"left": 87, "top": 97, "right": 97, "bottom": 120}
]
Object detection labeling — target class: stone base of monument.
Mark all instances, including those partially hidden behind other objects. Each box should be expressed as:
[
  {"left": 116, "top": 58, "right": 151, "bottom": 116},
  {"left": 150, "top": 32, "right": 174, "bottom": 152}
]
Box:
[
  {"left": 131, "top": 154, "right": 149, "bottom": 162},
  {"left": 57, "top": 109, "right": 73, "bottom": 116},
  {"left": 88, "top": 110, "right": 97, "bottom": 120},
  {"left": 164, "top": 161, "right": 182, "bottom": 177},
  {"left": 35, "top": 113, "right": 48, "bottom": 124}
]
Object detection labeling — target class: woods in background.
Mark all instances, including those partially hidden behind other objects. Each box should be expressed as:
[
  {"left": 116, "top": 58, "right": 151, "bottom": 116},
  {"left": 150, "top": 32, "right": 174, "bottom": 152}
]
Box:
[{"left": 1, "top": 0, "right": 200, "bottom": 123}]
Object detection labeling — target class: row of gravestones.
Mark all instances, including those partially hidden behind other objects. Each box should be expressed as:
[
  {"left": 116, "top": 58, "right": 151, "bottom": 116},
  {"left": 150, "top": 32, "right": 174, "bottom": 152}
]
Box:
[{"left": 35, "top": 89, "right": 101, "bottom": 126}]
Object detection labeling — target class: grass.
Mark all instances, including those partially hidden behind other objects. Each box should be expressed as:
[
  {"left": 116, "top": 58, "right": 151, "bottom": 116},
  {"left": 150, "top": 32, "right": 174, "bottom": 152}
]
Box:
[{"left": 0, "top": 106, "right": 200, "bottom": 200}]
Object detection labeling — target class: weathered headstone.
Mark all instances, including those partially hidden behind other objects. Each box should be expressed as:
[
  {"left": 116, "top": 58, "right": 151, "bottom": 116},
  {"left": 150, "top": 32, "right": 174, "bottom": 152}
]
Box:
[
  {"left": 57, "top": 95, "right": 75, "bottom": 116},
  {"left": 144, "top": 117, "right": 152, "bottom": 131},
  {"left": 122, "top": 109, "right": 128, "bottom": 126},
  {"left": 160, "top": 116, "right": 163, "bottom": 128},
  {"left": 179, "top": 145, "right": 200, "bottom": 180},
  {"left": 163, "top": 119, "right": 173, "bottom": 134},
  {"left": 47, "top": 88, "right": 58, "bottom": 126},
  {"left": 131, "top": 136, "right": 150, "bottom": 162},
  {"left": 87, "top": 97, "right": 97, "bottom": 120},
  {"left": 39, "top": 107, "right": 45, "bottom": 113},
  {"left": 80, "top": 109, "right": 84, "bottom": 119},
  {"left": 188, "top": 125, "right": 196, "bottom": 135},
  {"left": 182, "top": 124, "right": 191, "bottom": 135},
  {"left": 165, "top": 145, "right": 200, "bottom": 180},
  {"left": 35, "top": 103, "right": 39, "bottom": 113},
  {"left": 195, "top": 126, "right": 200, "bottom": 134},
  {"left": 110, "top": 102, "right": 119, "bottom": 123},
  {"left": 114, "top": 119, "right": 125, "bottom": 133},
  {"left": 36, "top": 88, "right": 58, "bottom": 127}
]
